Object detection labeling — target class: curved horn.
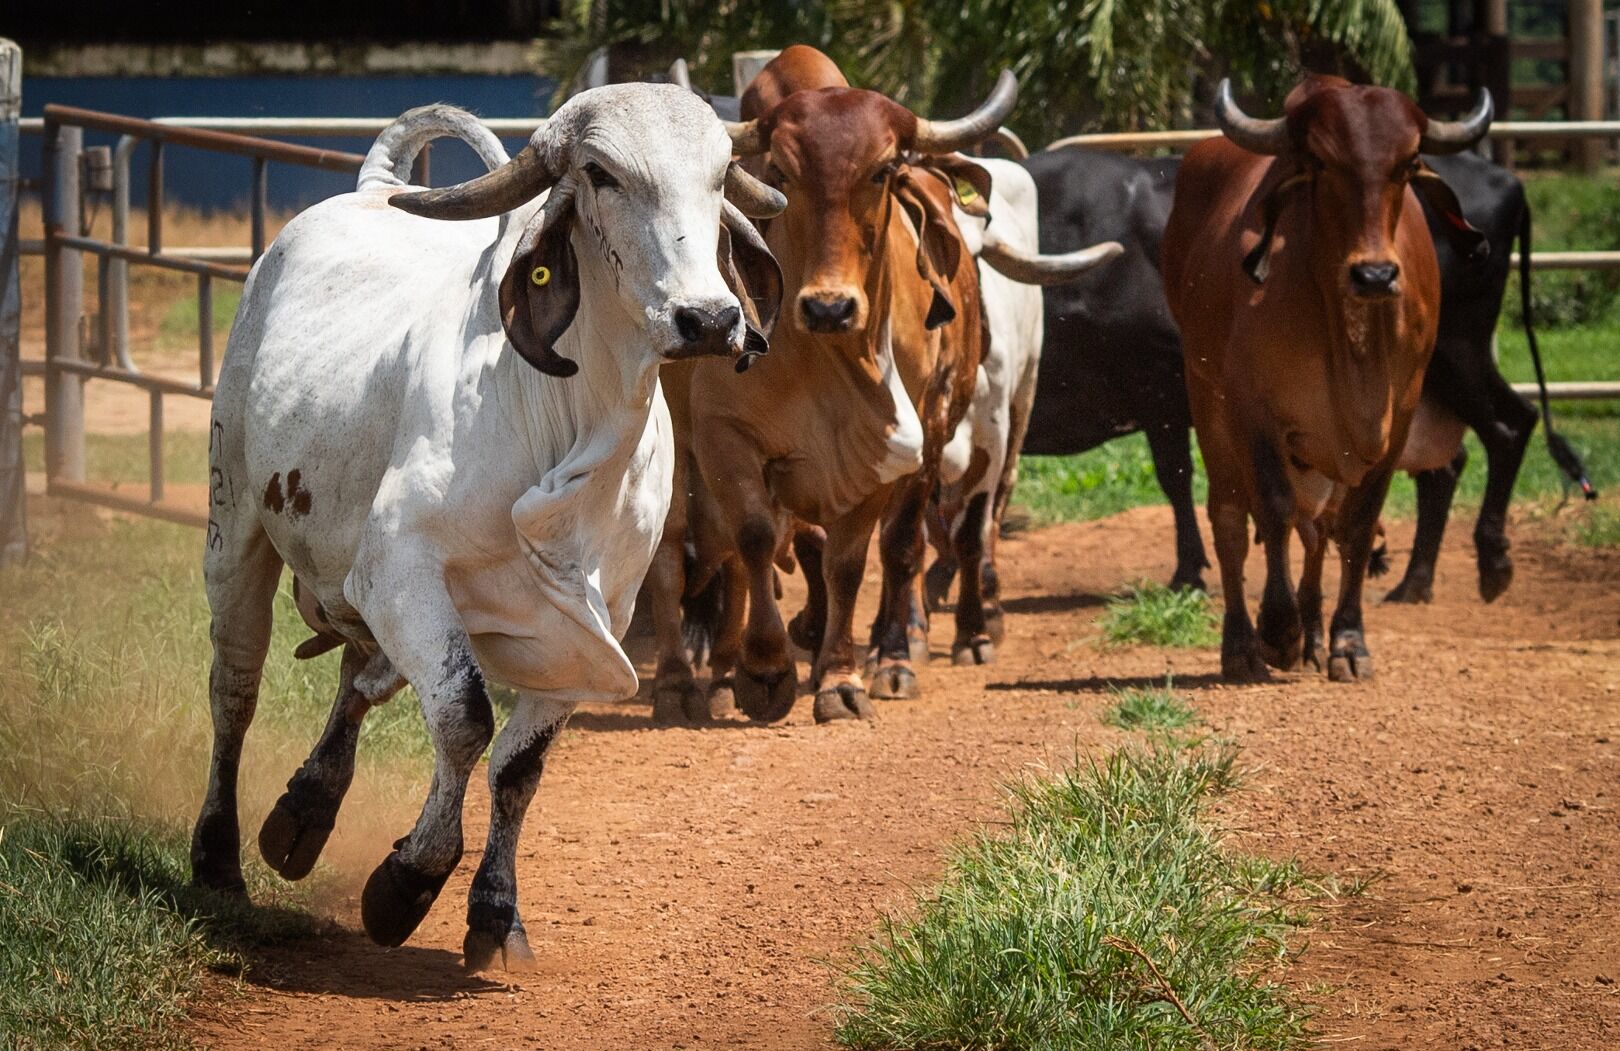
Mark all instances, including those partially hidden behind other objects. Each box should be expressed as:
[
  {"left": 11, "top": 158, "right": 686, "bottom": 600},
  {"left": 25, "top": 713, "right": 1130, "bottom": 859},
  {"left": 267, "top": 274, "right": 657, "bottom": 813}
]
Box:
[
  {"left": 913, "top": 70, "right": 1019, "bottom": 154},
  {"left": 724, "top": 162, "right": 787, "bottom": 218},
  {"left": 1214, "top": 79, "right": 1290, "bottom": 156},
  {"left": 985, "top": 126, "right": 1030, "bottom": 160},
  {"left": 391, "top": 140, "right": 555, "bottom": 221},
  {"left": 980, "top": 232, "right": 1124, "bottom": 286},
  {"left": 1421, "top": 89, "right": 1494, "bottom": 154},
  {"left": 725, "top": 119, "right": 767, "bottom": 156}
]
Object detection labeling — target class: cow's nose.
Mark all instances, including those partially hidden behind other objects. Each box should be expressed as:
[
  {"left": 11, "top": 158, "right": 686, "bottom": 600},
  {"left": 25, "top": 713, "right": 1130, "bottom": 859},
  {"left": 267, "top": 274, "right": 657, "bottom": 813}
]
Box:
[
  {"left": 1348, "top": 262, "right": 1400, "bottom": 295},
  {"left": 674, "top": 305, "right": 740, "bottom": 351},
  {"left": 801, "top": 296, "right": 857, "bottom": 332}
]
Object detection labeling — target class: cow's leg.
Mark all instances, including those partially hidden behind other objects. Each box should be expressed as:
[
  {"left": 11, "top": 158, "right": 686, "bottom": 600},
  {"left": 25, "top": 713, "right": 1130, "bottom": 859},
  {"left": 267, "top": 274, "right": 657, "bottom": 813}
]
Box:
[
  {"left": 1471, "top": 380, "right": 1538, "bottom": 602},
  {"left": 731, "top": 509, "right": 797, "bottom": 723},
  {"left": 923, "top": 499, "right": 959, "bottom": 614},
  {"left": 1386, "top": 446, "right": 1467, "bottom": 604},
  {"left": 192, "top": 517, "right": 283, "bottom": 895},
  {"left": 950, "top": 490, "right": 995, "bottom": 665},
  {"left": 463, "top": 696, "right": 572, "bottom": 973},
  {"left": 812, "top": 495, "right": 887, "bottom": 722},
  {"left": 1296, "top": 517, "right": 1329, "bottom": 672},
  {"left": 1251, "top": 440, "right": 1302, "bottom": 670},
  {"left": 648, "top": 517, "right": 706, "bottom": 727},
  {"left": 869, "top": 477, "right": 930, "bottom": 700},
  {"left": 354, "top": 574, "right": 496, "bottom": 946},
  {"left": 1326, "top": 467, "right": 1396, "bottom": 682},
  {"left": 259, "top": 644, "right": 403, "bottom": 879},
  {"left": 787, "top": 525, "right": 828, "bottom": 654},
  {"left": 704, "top": 560, "right": 747, "bottom": 715},
  {"left": 1146, "top": 421, "right": 1209, "bottom": 591}
]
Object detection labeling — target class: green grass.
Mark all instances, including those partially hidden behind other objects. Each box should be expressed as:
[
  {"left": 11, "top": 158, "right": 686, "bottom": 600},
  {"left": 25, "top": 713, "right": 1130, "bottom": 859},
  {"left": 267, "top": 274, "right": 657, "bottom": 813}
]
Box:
[
  {"left": 1102, "top": 681, "right": 1197, "bottom": 732},
  {"left": 1099, "top": 582, "right": 1219, "bottom": 648},
  {"left": 1017, "top": 434, "right": 1203, "bottom": 527},
  {"left": 833, "top": 742, "right": 1314, "bottom": 1051},
  {"left": 158, "top": 286, "right": 241, "bottom": 353},
  {"left": 0, "top": 816, "right": 319, "bottom": 1051},
  {"left": 23, "top": 431, "right": 210, "bottom": 489},
  {"left": 1574, "top": 504, "right": 1620, "bottom": 547}
]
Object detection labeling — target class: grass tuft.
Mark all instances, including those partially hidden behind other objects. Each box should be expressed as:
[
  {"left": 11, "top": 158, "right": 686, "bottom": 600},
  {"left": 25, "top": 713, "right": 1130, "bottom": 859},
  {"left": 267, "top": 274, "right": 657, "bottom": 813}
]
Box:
[
  {"left": 833, "top": 742, "right": 1313, "bottom": 1051},
  {"left": 1099, "top": 582, "right": 1219, "bottom": 648},
  {"left": 1573, "top": 504, "right": 1620, "bottom": 548},
  {"left": 1102, "top": 680, "right": 1197, "bottom": 731}
]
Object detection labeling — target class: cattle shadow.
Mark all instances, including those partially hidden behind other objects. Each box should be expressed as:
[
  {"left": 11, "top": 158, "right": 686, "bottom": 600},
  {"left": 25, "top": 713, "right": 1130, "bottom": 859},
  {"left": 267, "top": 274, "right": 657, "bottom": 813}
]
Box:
[
  {"left": 240, "top": 933, "right": 503, "bottom": 1002},
  {"left": 998, "top": 591, "right": 1112, "bottom": 615},
  {"left": 566, "top": 706, "right": 764, "bottom": 734},
  {"left": 986, "top": 672, "right": 1225, "bottom": 694}
]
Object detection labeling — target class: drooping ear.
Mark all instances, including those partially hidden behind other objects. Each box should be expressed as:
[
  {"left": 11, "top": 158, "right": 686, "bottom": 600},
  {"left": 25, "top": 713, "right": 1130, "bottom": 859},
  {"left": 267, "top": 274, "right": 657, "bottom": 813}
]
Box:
[
  {"left": 1241, "top": 169, "right": 1311, "bottom": 285},
  {"left": 916, "top": 153, "right": 993, "bottom": 219},
  {"left": 497, "top": 186, "right": 581, "bottom": 377},
  {"left": 1412, "top": 164, "right": 1489, "bottom": 263},
  {"left": 718, "top": 201, "right": 783, "bottom": 372},
  {"left": 893, "top": 169, "right": 963, "bottom": 330}
]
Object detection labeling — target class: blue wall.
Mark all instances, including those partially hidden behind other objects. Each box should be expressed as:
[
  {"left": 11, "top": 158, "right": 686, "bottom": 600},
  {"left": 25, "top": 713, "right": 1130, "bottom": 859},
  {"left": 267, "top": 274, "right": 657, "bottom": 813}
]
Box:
[{"left": 21, "top": 75, "right": 557, "bottom": 211}]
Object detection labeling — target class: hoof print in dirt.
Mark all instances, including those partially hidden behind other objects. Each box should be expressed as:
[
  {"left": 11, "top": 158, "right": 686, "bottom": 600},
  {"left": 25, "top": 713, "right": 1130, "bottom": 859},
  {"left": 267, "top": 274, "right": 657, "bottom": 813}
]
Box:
[
  {"left": 1327, "top": 634, "right": 1374, "bottom": 683},
  {"left": 813, "top": 683, "right": 875, "bottom": 722},
  {"left": 258, "top": 792, "right": 338, "bottom": 881},
  {"left": 734, "top": 666, "right": 797, "bottom": 723},
  {"left": 651, "top": 679, "right": 709, "bottom": 727},
  {"left": 361, "top": 849, "right": 457, "bottom": 947},
  {"left": 869, "top": 662, "right": 919, "bottom": 699},
  {"left": 951, "top": 636, "right": 995, "bottom": 667}
]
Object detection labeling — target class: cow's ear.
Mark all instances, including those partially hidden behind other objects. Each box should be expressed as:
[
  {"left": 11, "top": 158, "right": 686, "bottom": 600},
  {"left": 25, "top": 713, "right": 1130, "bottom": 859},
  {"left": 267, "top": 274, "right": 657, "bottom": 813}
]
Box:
[
  {"left": 498, "top": 188, "right": 581, "bottom": 377},
  {"left": 1412, "top": 164, "right": 1489, "bottom": 262},
  {"left": 894, "top": 170, "right": 962, "bottom": 330},
  {"left": 718, "top": 201, "right": 783, "bottom": 372},
  {"left": 1240, "top": 169, "right": 1311, "bottom": 284},
  {"left": 918, "top": 153, "right": 993, "bottom": 218}
]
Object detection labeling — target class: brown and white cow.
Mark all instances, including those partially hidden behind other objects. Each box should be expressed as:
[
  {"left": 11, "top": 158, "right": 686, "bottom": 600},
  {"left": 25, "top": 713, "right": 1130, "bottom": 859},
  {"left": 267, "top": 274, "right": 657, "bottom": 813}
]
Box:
[{"left": 1161, "top": 76, "right": 1491, "bottom": 683}]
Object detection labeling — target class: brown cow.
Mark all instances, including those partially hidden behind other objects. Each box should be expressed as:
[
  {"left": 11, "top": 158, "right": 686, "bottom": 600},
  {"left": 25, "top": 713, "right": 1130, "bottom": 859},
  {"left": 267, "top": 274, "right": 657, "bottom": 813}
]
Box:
[{"left": 1162, "top": 76, "right": 1491, "bottom": 683}]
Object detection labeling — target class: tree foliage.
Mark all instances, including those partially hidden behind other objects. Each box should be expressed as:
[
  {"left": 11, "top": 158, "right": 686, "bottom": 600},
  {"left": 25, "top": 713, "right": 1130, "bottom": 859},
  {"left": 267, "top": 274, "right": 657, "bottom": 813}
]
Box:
[{"left": 541, "top": 0, "right": 1417, "bottom": 146}]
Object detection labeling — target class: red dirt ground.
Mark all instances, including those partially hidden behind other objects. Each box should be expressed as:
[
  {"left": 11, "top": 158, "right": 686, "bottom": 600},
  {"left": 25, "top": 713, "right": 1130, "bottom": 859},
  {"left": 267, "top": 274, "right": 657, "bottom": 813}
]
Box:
[{"left": 189, "top": 506, "right": 1620, "bottom": 1051}]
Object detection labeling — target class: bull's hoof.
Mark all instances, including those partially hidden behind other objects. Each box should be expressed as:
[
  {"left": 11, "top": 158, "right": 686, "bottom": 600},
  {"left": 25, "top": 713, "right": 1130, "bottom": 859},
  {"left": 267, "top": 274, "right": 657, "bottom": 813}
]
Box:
[
  {"left": 1221, "top": 645, "right": 1270, "bottom": 684},
  {"left": 651, "top": 677, "right": 708, "bottom": 727},
  {"left": 189, "top": 861, "right": 248, "bottom": 898},
  {"left": 869, "top": 662, "right": 919, "bottom": 700},
  {"left": 1327, "top": 633, "right": 1374, "bottom": 683},
  {"left": 984, "top": 607, "right": 1006, "bottom": 646},
  {"left": 1168, "top": 567, "right": 1208, "bottom": 593},
  {"left": 951, "top": 636, "right": 995, "bottom": 666},
  {"left": 463, "top": 911, "right": 537, "bottom": 973},
  {"left": 1301, "top": 630, "right": 1325, "bottom": 673},
  {"left": 734, "top": 666, "right": 797, "bottom": 723},
  {"left": 1384, "top": 576, "right": 1433, "bottom": 604},
  {"left": 787, "top": 609, "right": 824, "bottom": 653},
  {"left": 1478, "top": 557, "right": 1513, "bottom": 604},
  {"left": 361, "top": 849, "right": 458, "bottom": 948},
  {"left": 258, "top": 795, "right": 337, "bottom": 881},
  {"left": 1255, "top": 631, "right": 1302, "bottom": 672},
  {"left": 813, "top": 683, "right": 875, "bottom": 722}
]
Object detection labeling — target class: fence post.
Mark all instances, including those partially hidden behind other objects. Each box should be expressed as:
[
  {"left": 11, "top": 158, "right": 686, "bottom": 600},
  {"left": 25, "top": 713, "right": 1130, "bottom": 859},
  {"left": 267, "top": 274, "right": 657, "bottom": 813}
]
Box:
[
  {"left": 1571, "top": 0, "right": 1607, "bottom": 173},
  {"left": 0, "top": 39, "right": 23, "bottom": 565},
  {"left": 43, "top": 114, "right": 85, "bottom": 484}
]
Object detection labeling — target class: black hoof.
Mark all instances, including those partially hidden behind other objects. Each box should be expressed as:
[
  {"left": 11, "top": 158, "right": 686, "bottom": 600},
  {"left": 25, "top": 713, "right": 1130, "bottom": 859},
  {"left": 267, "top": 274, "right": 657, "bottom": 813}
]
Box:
[
  {"left": 787, "top": 609, "right": 823, "bottom": 653},
  {"left": 651, "top": 677, "right": 708, "bottom": 727},
  {"left": 1384, "top": 577, "right": 1433, "bottom": 604},
  {"left": 813, "top": 683, "right": 875, "bottom": 722},
  {"left": 258, "top": 795, "right": 337, "bottom": 881},
  {"left": 734, "top": 665, "right": 797, "bottom": 723},
  {"left": 1302, "top": 631, "right": 1325, "bottom": 673},
  {"left": 464, "top": 904, "right": 537, "bottom": 973},
  {"left": 361, "top": 848, "right": 458, "bottom": 948},
  {"left": 1478, "top": 558, "right": 1513, "bottom": 604},
  {"left": 1255, "top": 631, "right": 1302, "bottom": 671},
  {"left": 869, "top": 662, "right": 919, "bottom": 699},
  {"left": 1168, "top": 569, "right": 1207, "bottom": 593},
  {"left": 190, "top": 864, "right": 249, "bottom": 898},
  {"left": 1221, "top": 646, "right": 1270, "bottom": 684},
  {"left": 1327, "top": 632, "right": 1374, "bottom": 682},
  {"left": 951, "top": 636, "right": 995, "bottom": 667}
]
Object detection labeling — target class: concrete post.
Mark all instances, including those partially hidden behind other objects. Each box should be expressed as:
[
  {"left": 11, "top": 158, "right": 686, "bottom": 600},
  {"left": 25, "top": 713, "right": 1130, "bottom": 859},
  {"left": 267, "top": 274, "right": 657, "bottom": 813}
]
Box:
[
  {"left": 44, "top": 118, "right": 85, "bottom": 484},
  {"left": 0, "top": 39, "right": 25, "bottom": 565},
  {"left": 1571, "top": 0, "right": 1606, "bottom": 172}
]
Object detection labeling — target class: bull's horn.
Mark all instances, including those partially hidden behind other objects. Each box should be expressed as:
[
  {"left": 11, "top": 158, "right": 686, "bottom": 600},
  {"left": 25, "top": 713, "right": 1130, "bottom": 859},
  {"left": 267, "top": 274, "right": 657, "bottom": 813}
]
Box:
[
  {"left": 724, "top": 162, "right": 787, "bottom": 218},
  {"left": 981, "top": 232, "right": 1124, "bottom": 285},
  {"left": 913, "top": 70, "right": 1019, "bottom": 154},
  {"left": 1214, "top": 79, "right": 1290, "bottom": 156},
  {"left": 1421, "top": 89, "right": 1494, "bottom": 154},
  {"left": 391, "top": 138, "right": 555, "bottom": 220},
  {"left": 725, "top": 119, "right": 767, "bottom": 155}
]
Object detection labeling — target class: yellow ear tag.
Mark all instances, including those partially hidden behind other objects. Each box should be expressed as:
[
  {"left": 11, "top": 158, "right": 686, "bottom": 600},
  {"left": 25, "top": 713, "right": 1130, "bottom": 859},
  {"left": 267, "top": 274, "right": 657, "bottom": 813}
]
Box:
[
  {"left": 954, "top": 177, "right": 978, "bottom": 205},
  {"left": 530, "top": 265, "right": 551, "bottom": 287}
]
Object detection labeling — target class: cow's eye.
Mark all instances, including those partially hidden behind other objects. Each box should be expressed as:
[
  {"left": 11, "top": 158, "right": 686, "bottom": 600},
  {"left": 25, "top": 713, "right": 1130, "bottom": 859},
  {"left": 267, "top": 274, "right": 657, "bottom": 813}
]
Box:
[
  {"left": 766, "top": 162, "right": 787, "bottom": 185},
  {"left": 871, "top": 163, "right": 897, "bottom": 185},
  {"left": 583, "top": 161, "right": 620, "bottom": 190},
  {"left": 1402, "top": 158, "right": 1422, "bottom": 180}
]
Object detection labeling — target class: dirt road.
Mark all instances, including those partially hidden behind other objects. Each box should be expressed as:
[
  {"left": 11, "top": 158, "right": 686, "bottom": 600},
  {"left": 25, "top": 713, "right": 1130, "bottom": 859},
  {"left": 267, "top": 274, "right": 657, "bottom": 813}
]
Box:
[{"left": 192, "top": 506, "right": 1620, "bottom": 1050}]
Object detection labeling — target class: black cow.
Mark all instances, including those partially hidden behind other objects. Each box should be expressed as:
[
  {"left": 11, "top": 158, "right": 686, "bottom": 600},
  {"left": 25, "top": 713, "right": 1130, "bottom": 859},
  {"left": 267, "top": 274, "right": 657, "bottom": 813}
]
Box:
[{"left": 1020, "top": 146, "right": 1592, "bottom": 602}]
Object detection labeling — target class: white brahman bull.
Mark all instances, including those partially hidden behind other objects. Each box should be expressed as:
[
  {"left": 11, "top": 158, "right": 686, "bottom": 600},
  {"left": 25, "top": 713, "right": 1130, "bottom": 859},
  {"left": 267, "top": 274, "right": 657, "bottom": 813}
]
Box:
[
  {"left": 930, "top": 157, "right": 1122, "bottom": 647},
  {"left": 190, "top": 86, "right": 784, "bottom": 972}
]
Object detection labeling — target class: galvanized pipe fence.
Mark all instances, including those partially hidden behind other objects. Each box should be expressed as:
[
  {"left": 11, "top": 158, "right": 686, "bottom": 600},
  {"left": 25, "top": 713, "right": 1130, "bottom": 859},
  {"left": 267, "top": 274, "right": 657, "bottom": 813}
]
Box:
[{"left": 9, "top": 99, "right": 1619, "bottom": 532}]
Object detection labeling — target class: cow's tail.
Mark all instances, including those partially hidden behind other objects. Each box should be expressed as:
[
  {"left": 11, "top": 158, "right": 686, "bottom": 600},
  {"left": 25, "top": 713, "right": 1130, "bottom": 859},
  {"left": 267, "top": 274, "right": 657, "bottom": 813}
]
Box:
[
  {"left": 680, "top": 556, "right": 728, "bottom": 670},
  {"left": 1518, "top": 203, "right": 1597, "bottom": 500},
  {"left": 357, "top": 104, "right": 511, "bottom": 192}
]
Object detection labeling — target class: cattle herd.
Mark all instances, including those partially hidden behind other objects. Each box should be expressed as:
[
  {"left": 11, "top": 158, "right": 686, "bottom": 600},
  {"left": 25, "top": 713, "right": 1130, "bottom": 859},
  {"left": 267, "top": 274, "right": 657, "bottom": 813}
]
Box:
[{"left": 188, "top": 46, "right": 1595, "bottom": 971}]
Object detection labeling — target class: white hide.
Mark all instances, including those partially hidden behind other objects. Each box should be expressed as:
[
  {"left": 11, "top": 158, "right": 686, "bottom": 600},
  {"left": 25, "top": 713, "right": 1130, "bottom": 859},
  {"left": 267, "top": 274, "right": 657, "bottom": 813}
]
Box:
[
  {"left": 943, "top": 158, "right": 1046, "bottom": 525},
  {"left": 209, "top": 88, "right": 743, "bottom": 705}
]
